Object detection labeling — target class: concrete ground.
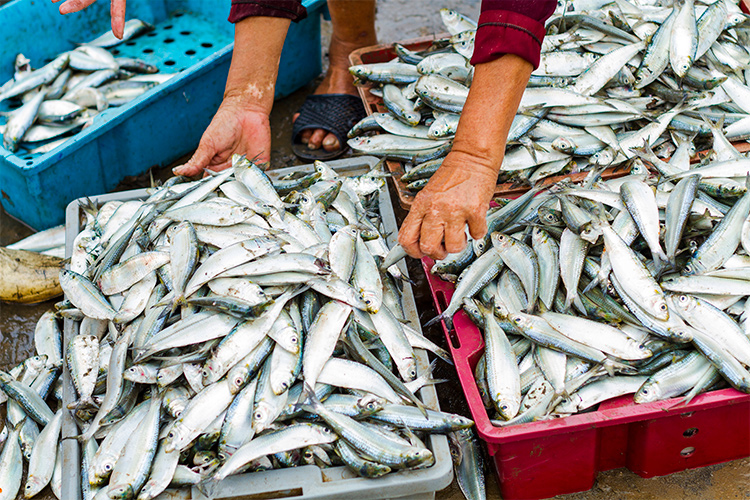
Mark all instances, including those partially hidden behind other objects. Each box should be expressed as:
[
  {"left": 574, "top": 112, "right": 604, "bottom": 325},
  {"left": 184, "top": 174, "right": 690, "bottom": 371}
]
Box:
[{"left": 1, "top": 1, "right": 749, "bottom": 499}]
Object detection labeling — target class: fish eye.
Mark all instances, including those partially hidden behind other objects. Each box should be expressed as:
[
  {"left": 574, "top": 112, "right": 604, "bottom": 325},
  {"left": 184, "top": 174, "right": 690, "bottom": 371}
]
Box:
[
  {"left": 168, "top": 433, "right": 174, "bottom": 439},
  {"left": 660, "top": 304, "right": 667, "bottom": 311},
  {"left": 642, "top": 389, "right": 648, "bottom": 394},
  {"left": 104, "top": 464, "right": 112, "bottom": 471},
  {"left": 679, "top": 295, "right": 688, "bottom": 303},
  {"left": 235, "top": 377, "right": 243, "bottom": 386},
  {"left": 255, "top": 412, "right": 263, "bottom": 420}
]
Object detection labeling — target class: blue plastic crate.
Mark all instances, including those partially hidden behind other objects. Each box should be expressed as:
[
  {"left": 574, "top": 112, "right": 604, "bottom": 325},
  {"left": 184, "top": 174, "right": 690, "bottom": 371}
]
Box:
[{"left": 0, "top": 0, "right": 325, "bottom": 230}]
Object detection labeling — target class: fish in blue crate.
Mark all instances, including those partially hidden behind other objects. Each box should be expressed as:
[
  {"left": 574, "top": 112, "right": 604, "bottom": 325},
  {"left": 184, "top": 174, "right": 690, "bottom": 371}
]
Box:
[{"left": 0, "top": 20, "right": 175, "bottom": 154}]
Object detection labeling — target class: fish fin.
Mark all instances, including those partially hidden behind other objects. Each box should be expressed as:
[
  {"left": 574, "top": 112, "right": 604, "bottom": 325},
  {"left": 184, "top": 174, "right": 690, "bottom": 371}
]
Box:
[
  {"left": 196, "top": 477, "right": 219, "bottom": 500},
  {"left": 582, "top": 277, "right": 601, "bottom": 295},
  {"left": 423, "top": 313, "right": 446, "bottom": 329}
]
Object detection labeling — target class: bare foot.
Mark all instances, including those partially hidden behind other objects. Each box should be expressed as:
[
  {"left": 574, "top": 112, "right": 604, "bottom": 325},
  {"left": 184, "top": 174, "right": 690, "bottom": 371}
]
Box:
[{"left": 295, "top": 34, "right": 375, "bottom": 152}]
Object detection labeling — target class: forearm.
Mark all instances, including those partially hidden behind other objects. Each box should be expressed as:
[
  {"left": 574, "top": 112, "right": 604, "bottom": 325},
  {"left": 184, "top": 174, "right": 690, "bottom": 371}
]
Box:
[
  {"left": 223, "top": 16, "right": 291, "bottom": 114},
  {"left": 449, "top": 53, "right": 533, "bottom": 177}
]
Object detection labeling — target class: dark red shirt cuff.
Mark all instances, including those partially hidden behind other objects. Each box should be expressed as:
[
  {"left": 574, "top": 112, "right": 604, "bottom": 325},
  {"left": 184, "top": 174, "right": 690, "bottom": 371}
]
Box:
[
  {"left": 229, "top": 1, "right": 307, "bottom": 24},
  {"left": 471, "top": 3, "right": 555, "bottom": 69}
]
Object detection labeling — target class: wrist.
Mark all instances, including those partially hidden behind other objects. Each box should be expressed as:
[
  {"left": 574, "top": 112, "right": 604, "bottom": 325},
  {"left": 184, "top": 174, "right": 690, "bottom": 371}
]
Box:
[{"left": 443, "top": 148, "right": 500, "bottom": 181}]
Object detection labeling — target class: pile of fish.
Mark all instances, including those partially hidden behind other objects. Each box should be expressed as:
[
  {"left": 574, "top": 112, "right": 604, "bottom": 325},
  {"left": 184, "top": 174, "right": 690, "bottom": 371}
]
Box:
[
  {"left": 0, "top": 156, "right": 476, "bottom": 500},
  {"left": 6, "top": 225, "right": 66, "bottom": 258},
  {"left": 0, "top": 19, "right": 174, "bottom": 155},
  {"left": 347, "top": 1, "right": 750, "bottom": 190},
  {"left": 415, "top": 133, "right": 750, "bottom": 425}
]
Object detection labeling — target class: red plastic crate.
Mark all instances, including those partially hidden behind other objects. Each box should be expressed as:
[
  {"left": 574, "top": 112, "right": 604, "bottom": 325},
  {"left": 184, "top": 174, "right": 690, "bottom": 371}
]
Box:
[{"left": 422, "top": 258, "right": 750, "bottom": 500}]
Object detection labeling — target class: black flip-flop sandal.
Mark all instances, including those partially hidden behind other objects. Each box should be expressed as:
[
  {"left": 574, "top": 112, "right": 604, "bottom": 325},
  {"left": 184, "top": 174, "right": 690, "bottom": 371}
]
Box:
[{"left": 292, "top": 93, "right": 366, "bottom": 161}]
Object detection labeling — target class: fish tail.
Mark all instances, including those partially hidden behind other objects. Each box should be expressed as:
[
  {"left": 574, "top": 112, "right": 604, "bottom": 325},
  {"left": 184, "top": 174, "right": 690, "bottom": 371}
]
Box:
[{"left": 423, "top": 313, "right": 446, "bottom": 329}]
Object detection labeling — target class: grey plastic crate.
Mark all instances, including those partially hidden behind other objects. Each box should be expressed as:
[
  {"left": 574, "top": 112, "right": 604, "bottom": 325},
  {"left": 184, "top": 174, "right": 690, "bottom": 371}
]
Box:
[{"left": 63, "top": 156, "right": 453, "bottom": 500}]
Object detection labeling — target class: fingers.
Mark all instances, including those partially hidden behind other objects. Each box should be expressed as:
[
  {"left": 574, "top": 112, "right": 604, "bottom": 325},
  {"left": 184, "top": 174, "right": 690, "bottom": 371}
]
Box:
[
  {"left": 398, "top": 207, "right": 426, "bottom": 259},
  {"left": 58, "top": 0, "right": 97, "bottom": 14},
  {"left": 444, "top": 222, "right": 468, "bottom": 255},
  {"left": 419, "top": 216, "right": 448, "bottom": 260},
  {"left": 110, "top": 0, "right": 127, "bottom": 39},
  {"left": 467, "top": 208, "right": 488, "bottom": 241},
  {"left": 173, "top": 142, "right": 215, "bottom": 176}
]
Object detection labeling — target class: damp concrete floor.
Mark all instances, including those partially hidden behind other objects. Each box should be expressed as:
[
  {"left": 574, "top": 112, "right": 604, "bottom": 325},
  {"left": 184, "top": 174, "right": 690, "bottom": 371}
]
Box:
[{"left": 1, "top": 0, "right": 749, "bottom": 499}]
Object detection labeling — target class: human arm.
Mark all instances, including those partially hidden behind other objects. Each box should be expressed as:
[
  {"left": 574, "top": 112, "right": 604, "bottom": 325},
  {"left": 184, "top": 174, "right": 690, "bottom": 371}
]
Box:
[
  {"left": 397, "top": 0, "right": 556, "bottom": 260},
  {"left": 397, "top": 54, "right": 533, "bottom": 260},
  {"left": 173, "top": 15, "right": 290, "bottom": 175}
]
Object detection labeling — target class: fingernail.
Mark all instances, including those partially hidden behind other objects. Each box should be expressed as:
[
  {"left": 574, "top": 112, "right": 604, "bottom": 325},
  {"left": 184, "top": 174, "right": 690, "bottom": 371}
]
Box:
[
  {"left": 307, "top": 143, "right": 318, "bottom": 150},
  {"left": 301, "top": 136, "right": 309, "bottom": 145},
  {"left": 172, "top": 167, "right": 185, "bottom": 175},
  {"left": 323, "top": 136, "right": 336, "bottom": 147}
]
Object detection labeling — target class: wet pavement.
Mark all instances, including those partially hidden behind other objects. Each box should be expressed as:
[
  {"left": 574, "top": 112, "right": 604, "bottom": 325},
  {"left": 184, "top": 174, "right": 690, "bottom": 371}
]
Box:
[{"left": 1, "top": 1, "right": 749, "bottom": 499}]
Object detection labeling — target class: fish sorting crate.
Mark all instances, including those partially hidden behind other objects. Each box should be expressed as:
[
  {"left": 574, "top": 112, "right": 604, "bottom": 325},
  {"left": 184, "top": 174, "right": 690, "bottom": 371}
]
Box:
[
  {"left": 422, "top": 258, "right": 750, "bottom": 500},
  {"left": 349, "top": 38, "right": 634, "bottom": 211},
  {"left": 0, "top": 0, "right": 326, "bottom": 231},
  {"left": 61, "top": 157, "right": 453, "bottom": 500}
]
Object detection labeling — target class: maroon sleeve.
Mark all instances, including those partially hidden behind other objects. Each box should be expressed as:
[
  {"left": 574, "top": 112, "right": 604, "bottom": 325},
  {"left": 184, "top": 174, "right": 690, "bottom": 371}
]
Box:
[
  {"left": 229, "top": 0, "right": 307, "bottom": 24},
  {"left": 470, "top": 0, "right": 557, "bottom": 69}
]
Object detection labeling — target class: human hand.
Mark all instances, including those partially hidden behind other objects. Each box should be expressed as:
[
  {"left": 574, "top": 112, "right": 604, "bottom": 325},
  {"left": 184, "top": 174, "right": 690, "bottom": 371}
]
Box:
[
  {"left": 398, "top": 151, "right": 497, "bottom": 260},
  {"left": 53, "top": 0, "right": 127, "bottom": 39},
  {"left": 173, "top": 96, "right": 272, "bottom": 176}
]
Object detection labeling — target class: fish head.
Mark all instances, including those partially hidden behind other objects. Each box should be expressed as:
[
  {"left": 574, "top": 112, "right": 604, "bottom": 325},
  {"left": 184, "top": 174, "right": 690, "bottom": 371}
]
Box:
[
  {"left": 681, "top": 260, "right": 701, "bottom": 276},
  {"left": 252, "top": 402, "right": 274, "bottom": 434},
  {"left": 125, "top": 365, "right": 145, "bottom": 380},
  {"left": 552, "top": 137, "right": 575, "bottom": 154},
  {"left": 406, "top": 447, "right": 434, "bottom": 467},
  {"left": 302, "top": 447, "right": 317, "bottom": 465},
  {"left": 348, "top": 65, "right": 371, "bottom": 79},
  {"left": 228, "top": 366, "right": 249, "bottom": 395},
  {"left": 450, "top": 414, "right": 475, "bottom": 429},
  {"left": 93, "top": 460, "right": 114, "bottom": 485},
  {"left": 726, "top": 12, "right": 749, "bottom": 28},
  {"left": 164, "top": 423, "right": 189, "bottom": 453},
  {"left": 538, "top": 207, "right": 563, "bottom": 227},
  {"left": 24, "top": 476, "right": 47, "bottom": 499},
  {"left": 359, "top": 290, "right": 380, "bottom": 313},
  {"left": 21, "top": 442, "right": 34, "bottom": 461},
  {"left": 471, "top": 235, "right": 489, "bottom": 256},
  {"left": 634, "top": 382, "right": 662, "bottom": 404},
  {"left": 106, "top": 483, "right": 134, "bottom": 500},
  {"left": 666, "top": 326, "right": 694, "bottom": 343},
  {"left": 25, "top": 355, "right": 48, "bottom": 372},
  {"left": 496, "top": 394, "right": 520, "bottom": 421},
  {"left": 647, "top": 295, "right": 670, "bottom": 321},
  {"left": 356, "top": 395, "right": 386, "bottom": 416},
  {"left": 634, "top": 342, "right": 653, "bottom": 359},
  {"left": 202, "top": 360, "right": 223, "bottom": 386},
  {"left": 672, "top": 293, "right": 696, "bottom": 314},
  {"left": 677, "top": 58, "right": 693, "bottom": 78},
  {"left": 194, "top": 450, "right": 216, "bottom": 466},
  {"left": 440, "top": 8, "right": 459, "bottom": 24},
  {"left": 490, "top": 232, "right": 511, "bottom": 250}
]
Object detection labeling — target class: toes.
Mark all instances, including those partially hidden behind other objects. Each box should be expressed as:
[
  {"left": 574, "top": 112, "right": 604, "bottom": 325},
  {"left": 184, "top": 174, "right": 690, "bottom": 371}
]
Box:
[
  {"left": 307, "top": 129, "right": 327, "bottom": 150},
  {"left": 322, "top": 133, "right": 340, "bottom": 152},
  {"left": 300, "top": 129, "right": 313, "bottom": 145}
]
